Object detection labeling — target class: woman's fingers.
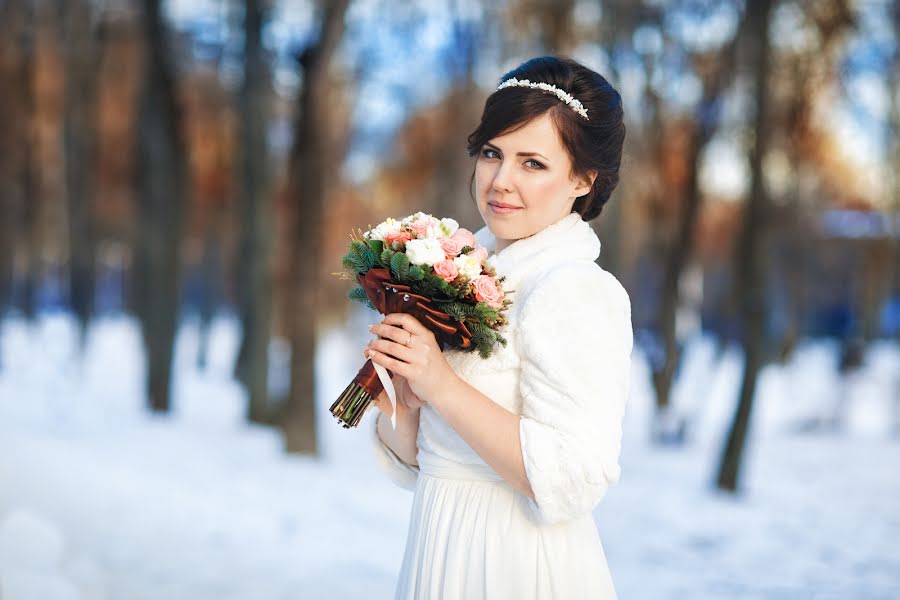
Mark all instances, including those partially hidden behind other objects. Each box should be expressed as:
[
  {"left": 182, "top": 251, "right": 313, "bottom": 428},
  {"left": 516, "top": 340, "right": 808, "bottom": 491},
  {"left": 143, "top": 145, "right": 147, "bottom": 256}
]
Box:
[
  {"left": 367, "top": 337, "right": 417, "bottom": 364},
  {"left": 381, "top": 313, "right": 432, "bottom": 339},
  {"left": 368, "top": 320, "right": 410, "bottom": 345},
  {"left": 396, "top": 374, "right": 425, "bottom": 409}
]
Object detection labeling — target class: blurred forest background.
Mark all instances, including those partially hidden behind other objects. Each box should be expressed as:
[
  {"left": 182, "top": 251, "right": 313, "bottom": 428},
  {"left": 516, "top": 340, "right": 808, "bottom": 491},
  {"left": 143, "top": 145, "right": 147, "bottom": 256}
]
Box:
[
  {"left": 1, "top": 0, "right": 899, "bottom": 597},
  {"left": 2, "top": 0, "right": 900, "bottom": 479}
]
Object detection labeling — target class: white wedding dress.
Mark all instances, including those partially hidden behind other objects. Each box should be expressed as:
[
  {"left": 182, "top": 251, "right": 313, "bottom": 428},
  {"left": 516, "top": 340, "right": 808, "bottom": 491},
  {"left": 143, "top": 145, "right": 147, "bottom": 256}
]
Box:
[{"left": 372, "top": 212, "right": 633, "bottom": 599}]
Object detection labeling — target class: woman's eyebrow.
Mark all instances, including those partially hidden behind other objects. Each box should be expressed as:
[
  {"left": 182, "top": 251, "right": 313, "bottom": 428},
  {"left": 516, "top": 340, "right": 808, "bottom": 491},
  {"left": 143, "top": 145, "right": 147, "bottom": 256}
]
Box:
[{"left": 485, "top": 142, "right": 549, "bottom": 162}]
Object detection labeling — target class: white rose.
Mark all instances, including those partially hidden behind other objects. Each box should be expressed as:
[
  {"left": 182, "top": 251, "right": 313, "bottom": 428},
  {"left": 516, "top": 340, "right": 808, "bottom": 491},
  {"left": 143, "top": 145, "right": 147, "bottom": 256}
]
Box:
[
  {"left": 405, "top": 238, "right": 446, "bottom": 266},
  {"left": 401, "top": 211, "right": 432, "bottom": 226},
  {"left": 438, "top": 218, "right": 459, "bottom": 238},
  {"left": 453, "top": 253, "right": 483, "bottom": 280},
  {"left": 366, "top": 217, "right": 402, "bottom": 242}
]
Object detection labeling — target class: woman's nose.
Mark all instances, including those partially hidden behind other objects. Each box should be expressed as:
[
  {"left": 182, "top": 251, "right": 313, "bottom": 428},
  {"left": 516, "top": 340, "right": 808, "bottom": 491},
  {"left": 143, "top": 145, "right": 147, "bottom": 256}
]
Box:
[{"left": 491, "top": 161, "right": 515, "bottom": 193}]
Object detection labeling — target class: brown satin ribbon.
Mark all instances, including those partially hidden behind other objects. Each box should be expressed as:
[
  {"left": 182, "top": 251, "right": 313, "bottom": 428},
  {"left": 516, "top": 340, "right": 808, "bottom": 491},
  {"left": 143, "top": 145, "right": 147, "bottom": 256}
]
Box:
[{"left": 352, "top": 267, "right": 475, "bottom": 398}]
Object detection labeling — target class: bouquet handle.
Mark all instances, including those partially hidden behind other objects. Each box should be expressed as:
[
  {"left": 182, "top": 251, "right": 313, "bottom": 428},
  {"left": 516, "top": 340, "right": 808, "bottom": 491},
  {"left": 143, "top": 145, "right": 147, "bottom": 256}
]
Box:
[{"left": 330, "top": 267, "right": 473, "bottom": 429}]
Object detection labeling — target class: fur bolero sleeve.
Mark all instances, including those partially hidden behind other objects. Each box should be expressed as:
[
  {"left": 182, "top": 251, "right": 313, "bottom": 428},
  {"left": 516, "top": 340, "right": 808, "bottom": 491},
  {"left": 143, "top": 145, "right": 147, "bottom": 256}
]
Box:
[
  {"left": 516, "top": 262, "right": 633, "bottom": 525},
  {"left": 371, "top": 413, "right": 419, "bottom": 491}
]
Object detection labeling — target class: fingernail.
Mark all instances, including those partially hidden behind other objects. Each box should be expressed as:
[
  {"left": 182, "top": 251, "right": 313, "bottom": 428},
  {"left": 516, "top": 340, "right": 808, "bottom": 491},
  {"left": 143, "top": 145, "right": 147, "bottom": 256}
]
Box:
[{"left": 367, "top": 324, "right": 374, "bottom": 331}]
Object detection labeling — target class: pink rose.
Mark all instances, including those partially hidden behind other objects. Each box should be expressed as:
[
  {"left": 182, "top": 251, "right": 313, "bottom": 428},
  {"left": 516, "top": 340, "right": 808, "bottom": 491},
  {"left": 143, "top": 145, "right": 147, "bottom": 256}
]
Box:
[
  {"left": 472, "top": 275, "right": 503, "bottom": 308},
  {"left": 433, "top": 259, "right": 459, "bottom": 283},
  {"left": 470, "top": 246, "right": 488, "bottom": 264},
  {"left": 451, "top": 228, "right": 477, "bottom": 250},
  {"left": 440, "top": 236, "right": 464, "bottom": 258},
  {"left": 408, "top": 219, "right": 436, "bottom": 239},
  {"left": 383, "top": 230, "right": 413, "bottom": 249}
]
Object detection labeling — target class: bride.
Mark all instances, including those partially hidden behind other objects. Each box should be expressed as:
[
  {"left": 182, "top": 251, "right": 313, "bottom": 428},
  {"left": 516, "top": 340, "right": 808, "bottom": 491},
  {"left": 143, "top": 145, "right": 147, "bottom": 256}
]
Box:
[{"left": 364, "top": 55, "right": 632, "bottom": 599}]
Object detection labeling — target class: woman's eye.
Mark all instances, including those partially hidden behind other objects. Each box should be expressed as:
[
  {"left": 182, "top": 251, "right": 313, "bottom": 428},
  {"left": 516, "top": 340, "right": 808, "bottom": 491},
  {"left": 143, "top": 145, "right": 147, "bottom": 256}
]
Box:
[{"left": 482, "top": 148, "right": 543, "bottom": 170}]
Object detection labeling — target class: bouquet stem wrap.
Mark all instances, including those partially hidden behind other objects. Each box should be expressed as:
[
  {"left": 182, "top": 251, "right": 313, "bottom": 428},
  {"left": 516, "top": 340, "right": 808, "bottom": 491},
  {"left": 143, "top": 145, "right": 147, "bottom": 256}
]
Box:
[{"left": 330, "top": 267, "right": 473, "bottom": 428}]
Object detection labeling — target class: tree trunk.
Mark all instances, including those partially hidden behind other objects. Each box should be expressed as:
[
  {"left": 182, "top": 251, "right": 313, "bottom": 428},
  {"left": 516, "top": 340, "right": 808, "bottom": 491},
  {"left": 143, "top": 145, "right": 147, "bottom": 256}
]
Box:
[
  {"left": 134, "top": 0, "right": 188, "bottom": 413},
  {"left": 282, "top": 0, "right": 351, "bottom": 454},
  {"left": 19, "top": 0, "right": 39, "bottom": 322},
  {"left": 652, "top": 43, "right": 739, "bottom": 443},
  {"left": 234, "top": 0, "right": 275, "bottom": 423},
  {"left": 716, "top": 0, "right": 775, "bottom": 492},
  {"left": 0, "top": 0, "right": 24, "bottom": 321},
  {"left": 62, "top": 0, "right": 99, "bottom": 346},
  {"left": 888, "top": 14, "right": 900, "bottom": 434}
]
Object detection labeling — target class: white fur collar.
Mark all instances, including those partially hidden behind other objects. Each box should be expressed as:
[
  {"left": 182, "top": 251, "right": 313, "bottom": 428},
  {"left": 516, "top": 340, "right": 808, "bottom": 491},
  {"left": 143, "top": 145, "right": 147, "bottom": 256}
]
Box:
[{"left": 473, "top": 212, "right": 601, "bottom": 290}]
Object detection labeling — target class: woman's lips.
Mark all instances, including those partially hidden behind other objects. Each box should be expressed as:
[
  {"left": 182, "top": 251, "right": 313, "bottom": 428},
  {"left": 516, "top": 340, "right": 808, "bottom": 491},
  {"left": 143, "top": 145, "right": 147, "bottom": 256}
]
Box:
[{"left": 488, "top": 202, "right": 522, "bottom": 214}]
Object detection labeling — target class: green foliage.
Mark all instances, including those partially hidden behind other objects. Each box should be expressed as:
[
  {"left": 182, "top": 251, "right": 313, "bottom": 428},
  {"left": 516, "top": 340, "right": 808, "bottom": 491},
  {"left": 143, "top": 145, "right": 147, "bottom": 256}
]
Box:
[
  {"left": 347, "top": 286, "right": 374, "bottom": 310},
  {"left": 390, "top": 252, "right": 410, "bottom": 282},
  {"left": 342, "top": 239, "right": 377, "bottom": 276},
  {"left": 408, "top": 265, "right": 425, "bottom": 281},
  {"left": 341, "top": 253, "right": 367, "bottom": 275},
  {"left": 475, "top": 302, "right": 500, "bottom": 321},
  {"left": 463, "top": 320, "right": 501, "bottom": 359},
  {"left": 367, "top": 240, "right": 384, "bottom": 264},
  {"left": 444, "top": 302, "right": 480, "bottom": 321}
]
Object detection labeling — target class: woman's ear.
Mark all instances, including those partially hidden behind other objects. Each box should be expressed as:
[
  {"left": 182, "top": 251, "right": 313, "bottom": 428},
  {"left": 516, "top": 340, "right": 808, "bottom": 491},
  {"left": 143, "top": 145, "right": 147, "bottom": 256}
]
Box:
[{"left": 573, "top": 170, "right": 598, "bottom": 197}]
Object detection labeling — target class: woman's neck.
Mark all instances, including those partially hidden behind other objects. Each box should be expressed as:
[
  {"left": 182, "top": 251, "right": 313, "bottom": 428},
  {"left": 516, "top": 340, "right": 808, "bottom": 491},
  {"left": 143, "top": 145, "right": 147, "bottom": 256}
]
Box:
[{"left": 494, "top": 238, "right": 513, "bottom": 253}]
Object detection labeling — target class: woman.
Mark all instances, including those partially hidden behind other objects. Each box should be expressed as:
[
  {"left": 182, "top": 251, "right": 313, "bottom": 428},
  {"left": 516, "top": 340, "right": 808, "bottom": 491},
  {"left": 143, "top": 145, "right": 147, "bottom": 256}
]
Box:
[{"left": 364, "top": 55, "right": 632, "bottom": 599}]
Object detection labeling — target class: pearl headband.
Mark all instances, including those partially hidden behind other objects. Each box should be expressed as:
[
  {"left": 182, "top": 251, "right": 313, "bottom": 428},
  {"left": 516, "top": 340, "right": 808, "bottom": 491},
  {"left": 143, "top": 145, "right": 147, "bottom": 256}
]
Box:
[{"left": 496, "top": 77, "right": 589, "bottom": 121}]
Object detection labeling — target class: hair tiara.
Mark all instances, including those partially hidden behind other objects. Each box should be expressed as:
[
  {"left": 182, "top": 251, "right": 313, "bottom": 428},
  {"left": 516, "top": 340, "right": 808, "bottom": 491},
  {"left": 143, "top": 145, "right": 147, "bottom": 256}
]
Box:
[{"left": 495, "top": 78, "right": 589, "bottom": 121}]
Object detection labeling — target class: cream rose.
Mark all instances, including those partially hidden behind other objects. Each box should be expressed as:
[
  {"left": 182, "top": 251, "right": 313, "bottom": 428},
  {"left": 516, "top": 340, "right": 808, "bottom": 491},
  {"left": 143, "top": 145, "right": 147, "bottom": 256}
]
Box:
[
  {"left": 405, "top": 238, "right": 446, "bottom": 266},
  {"left": 433, "top": 259, "right": 459, "bottom": 283},
  {"left": 383, "top": 230, "right": 413, "bottom": 250},
  {"left": 472, "top": 275, "right": 503, "bottom": 308},
  {"left": 451, "top": 228, "right": 477, "bottom": 250},
  {"left": 453, "top": 253, "right": 483, "bottom": 280},
  {"left": 469, "top": 246, "right": 489, "bottom": 264},
  {"left": 440, "top": 236, "right": 464, "bottom": 258},
  {"left": 408, "top": 217, "right": 440, "bottom": 239},
  {"left": 402, "top": 211, "right": 431, "bottom": 225},
  {"left": 365, "top": 217, "right": 402, "bottom": 242}
]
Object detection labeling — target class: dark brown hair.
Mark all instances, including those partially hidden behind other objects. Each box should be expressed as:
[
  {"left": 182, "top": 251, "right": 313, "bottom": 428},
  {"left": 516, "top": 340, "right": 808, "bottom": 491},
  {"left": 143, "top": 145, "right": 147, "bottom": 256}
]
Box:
[{"left": 466, "top": 56, "right": 625, "bottom": 221}]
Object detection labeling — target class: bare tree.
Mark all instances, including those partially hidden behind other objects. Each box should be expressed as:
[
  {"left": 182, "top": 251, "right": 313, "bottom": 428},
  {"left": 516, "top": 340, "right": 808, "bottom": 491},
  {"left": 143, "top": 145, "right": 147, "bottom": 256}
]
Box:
[
  {"left": 62, "top": 0, "right": 100, "bottom": 346},
  {"left": 716, "top": 0, "right": 775, "bottom": 492},
  {"left": 652, "top": 24, "right": 741, "bottom": 444},
  {"left": 429, "top": 0, "right": 487, "bottom": 225},
  {"left": 282, "top": 0, "right": 351, "bottom": 454},
  {"left": 234, "top": 0, "right": 275, "bottom": 423},
  {"left": 133, "top": 0, "right": 188, "bottom": 413},
  {"left": 17, "top": 0, "right": 39, "bottom": 322},
  {"left": 0, "top": 0, "right": 25, "bottom": 322},
  {"left": 886, "top": 1, "right": 900, "bottom": 434}
]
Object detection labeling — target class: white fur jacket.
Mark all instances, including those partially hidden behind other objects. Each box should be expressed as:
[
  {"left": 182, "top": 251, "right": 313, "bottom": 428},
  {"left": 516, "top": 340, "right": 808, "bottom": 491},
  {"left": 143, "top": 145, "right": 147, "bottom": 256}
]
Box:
[{"left": 372, "top": 211, "right": 634, "bottom": 525}]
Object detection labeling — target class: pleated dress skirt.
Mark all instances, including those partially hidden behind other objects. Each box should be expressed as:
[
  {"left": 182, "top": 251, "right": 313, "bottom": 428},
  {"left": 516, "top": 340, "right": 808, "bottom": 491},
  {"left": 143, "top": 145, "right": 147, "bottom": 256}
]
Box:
[{"left": 393, "top": 453, "right": 618, "bottom": 599}]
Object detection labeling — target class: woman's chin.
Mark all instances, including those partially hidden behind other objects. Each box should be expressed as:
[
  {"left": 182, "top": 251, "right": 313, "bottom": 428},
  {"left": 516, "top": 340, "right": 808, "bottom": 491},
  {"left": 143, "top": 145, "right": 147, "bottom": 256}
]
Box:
[{"left": 486, "top": 223, "right": 520, "bottom": 242}]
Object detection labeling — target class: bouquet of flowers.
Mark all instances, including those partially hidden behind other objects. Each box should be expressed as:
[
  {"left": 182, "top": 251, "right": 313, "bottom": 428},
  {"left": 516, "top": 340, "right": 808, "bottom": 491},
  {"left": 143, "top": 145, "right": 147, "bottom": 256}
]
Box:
[{"left": 330, "top": 212, "right": 511, "bottom": 428}]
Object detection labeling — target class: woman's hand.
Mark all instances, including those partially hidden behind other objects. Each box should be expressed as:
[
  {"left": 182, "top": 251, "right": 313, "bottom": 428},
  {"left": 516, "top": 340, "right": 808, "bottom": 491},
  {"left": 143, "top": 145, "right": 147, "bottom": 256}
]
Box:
[
  {"left": 365, "top": 313, "right": 458, "bottom": 403},
  {"left": 361, "top": 350, "right": 424, "bottom": 416}
]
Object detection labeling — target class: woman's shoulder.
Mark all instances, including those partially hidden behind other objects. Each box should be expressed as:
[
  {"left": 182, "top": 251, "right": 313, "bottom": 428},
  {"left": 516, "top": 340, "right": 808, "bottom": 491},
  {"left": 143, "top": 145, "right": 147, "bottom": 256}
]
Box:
[
  {"left": 512, "top": 259, "right": 632, "bottom": 356},
  {"left": 518, "top": 259, "right": 630, "bottom": 317}
]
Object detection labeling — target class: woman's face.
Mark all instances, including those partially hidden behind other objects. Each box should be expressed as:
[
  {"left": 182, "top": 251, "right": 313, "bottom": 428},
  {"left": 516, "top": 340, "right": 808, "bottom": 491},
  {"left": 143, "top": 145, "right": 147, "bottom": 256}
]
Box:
[{"left": 474, "top": 112, "right": 595, "bottom": 252}]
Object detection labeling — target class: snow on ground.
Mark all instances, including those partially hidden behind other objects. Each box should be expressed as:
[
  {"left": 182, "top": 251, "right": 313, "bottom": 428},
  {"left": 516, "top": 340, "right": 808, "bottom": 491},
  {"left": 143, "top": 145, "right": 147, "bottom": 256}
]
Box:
[{"left": 0, "top": 311, "right": 898, "bottom": 599}]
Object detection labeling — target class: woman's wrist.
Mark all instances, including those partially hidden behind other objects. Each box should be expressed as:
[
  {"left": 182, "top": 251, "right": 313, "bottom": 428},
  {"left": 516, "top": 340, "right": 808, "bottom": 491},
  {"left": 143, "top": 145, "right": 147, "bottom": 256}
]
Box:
[
  {"left": 376, "top": 407, "right": 419, "bottom": 465},
  {"left": 425, "top": 370, "right": 462, "bottom": 415}
]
